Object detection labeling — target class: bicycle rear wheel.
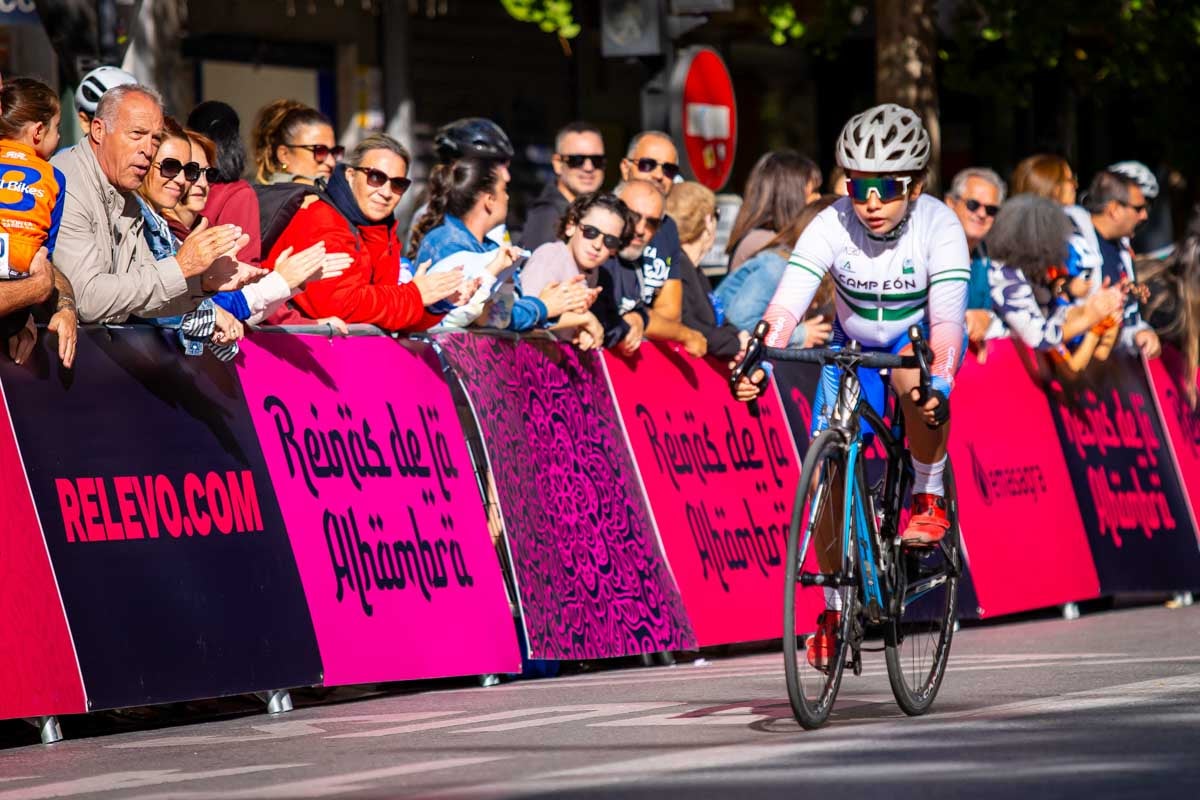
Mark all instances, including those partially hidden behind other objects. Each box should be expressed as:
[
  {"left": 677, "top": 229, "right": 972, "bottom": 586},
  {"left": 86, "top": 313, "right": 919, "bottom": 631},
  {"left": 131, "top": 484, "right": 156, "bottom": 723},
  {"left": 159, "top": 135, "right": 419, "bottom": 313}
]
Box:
[
  {"left": 884, "top": 460, "right": 960, "bottom": 715},
  {"left": 783, "top": 429, "right": 857, "bottom": 729}
]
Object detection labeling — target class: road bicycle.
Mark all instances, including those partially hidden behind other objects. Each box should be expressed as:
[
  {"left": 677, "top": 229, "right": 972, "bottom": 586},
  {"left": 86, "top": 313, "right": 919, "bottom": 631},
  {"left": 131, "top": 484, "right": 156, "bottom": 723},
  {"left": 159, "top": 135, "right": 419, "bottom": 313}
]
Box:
[{"left": 730, "top": 322, "right": 961, "bottom": 729}]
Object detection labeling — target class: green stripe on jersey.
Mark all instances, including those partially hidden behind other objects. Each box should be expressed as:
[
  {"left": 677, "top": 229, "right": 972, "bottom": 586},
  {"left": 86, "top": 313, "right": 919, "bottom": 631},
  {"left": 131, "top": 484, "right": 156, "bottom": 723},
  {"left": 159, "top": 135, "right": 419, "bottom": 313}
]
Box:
[
  {"left": 787, "top": 259, "right": 825, "bottom": 281},
  {"left": 835, "top": 283, "right": 930, "bottom": 302},
  {"left": 929, "top": 276, "right": 970, "bottom": 287},
  {"left": 838, "top": 294, "right": 927, "bottom": 322}
]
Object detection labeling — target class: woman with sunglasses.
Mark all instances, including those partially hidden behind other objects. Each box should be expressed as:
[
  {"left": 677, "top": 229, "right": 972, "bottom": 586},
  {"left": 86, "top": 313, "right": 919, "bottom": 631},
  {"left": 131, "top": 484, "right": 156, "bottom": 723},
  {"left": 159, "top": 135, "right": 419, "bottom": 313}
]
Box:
[
  {"left": 134, "top": 116, "right": 258, "bottom": 357},
  {"left": 520, "top": 192, "right": 633, "bottom": 350},
  {"left": 266, "top": 133, "right": 469, "bottom": 332},
  {"left": 739, "top": 103, "right": 968, "bottom": 546},
  {"left": 252, "top": 99, "right": 341, "bottom": 186}
]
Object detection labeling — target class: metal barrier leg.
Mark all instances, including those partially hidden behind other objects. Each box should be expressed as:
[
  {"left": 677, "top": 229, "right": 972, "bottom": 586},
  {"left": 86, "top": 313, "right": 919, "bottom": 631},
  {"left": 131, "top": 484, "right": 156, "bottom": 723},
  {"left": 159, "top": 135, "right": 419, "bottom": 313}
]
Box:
[
  {"left": 1168, "top": 591, "right": 1195, "bottom": 608},
  {"left": 24, "top": 716, "right": 62, "bottom": 744},
  {"left": 1061, "top": 602, "right": 1081, "bottom": 621},
  {"left": 256, "top": 689, "right": 293, "bottom": 714},
  {"left": 478, "top": 674, "right": 501, "bottom": 688}
]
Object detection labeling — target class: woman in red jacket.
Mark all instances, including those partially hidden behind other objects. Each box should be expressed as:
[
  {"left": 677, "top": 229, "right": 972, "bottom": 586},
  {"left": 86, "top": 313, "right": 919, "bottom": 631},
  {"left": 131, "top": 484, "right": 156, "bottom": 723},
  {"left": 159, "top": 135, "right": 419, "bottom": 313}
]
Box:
[{"left": 266, "top": 133, "right": 468, "bottom": 330}]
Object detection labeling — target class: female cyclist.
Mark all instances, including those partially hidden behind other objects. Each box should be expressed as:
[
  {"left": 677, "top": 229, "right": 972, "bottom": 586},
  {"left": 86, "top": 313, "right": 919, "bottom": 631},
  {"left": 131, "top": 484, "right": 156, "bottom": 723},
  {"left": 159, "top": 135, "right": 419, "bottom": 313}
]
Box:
[{"left": 733, "top": 104, "right": 969, "bottom": 668}]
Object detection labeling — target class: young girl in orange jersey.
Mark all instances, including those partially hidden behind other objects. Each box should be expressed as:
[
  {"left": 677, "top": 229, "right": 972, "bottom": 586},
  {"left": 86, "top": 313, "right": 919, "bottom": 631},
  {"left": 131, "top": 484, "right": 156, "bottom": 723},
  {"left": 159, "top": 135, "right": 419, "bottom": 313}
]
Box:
[{"left": 0, "top": 77, "right": 65, "bottom": 279}]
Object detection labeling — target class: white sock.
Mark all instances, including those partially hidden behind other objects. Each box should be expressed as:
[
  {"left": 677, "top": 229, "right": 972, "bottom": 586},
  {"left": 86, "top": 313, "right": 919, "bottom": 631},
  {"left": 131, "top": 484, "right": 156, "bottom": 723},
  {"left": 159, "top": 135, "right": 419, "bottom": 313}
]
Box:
[
  {"left": 824, "top": 587, "right": 843, "bottom": 611},
  {"left": 912, "top": 454, "right": 948, "bottom": 496}
]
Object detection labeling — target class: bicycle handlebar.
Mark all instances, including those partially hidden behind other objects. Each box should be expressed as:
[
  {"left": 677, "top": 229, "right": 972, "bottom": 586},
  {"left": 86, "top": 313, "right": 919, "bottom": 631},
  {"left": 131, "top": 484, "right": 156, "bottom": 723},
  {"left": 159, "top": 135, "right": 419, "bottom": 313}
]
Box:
[{"left": 728, "top": 321, "right": 935, "bottom": 401}]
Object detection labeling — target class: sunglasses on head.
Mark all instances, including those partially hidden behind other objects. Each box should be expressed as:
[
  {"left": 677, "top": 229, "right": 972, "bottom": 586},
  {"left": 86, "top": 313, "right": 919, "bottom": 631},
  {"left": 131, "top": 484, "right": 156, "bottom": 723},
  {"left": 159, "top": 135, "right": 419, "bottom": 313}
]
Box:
[
  {"left": 286, "top": 143, "right": 346, "bottom": 162},
  {"left": 964, "top": 198, "right": 1000, "bottom": 217},
  {"left": 634, "top": 157, "right": 681, "bottom": 180},
  {"left": 560, "top": 153, "right": 606, "bottom": 170},
  {"left": 349, "top": 166, "right": 412, "bottom": 194},
  {"left": 155, "top": 158, "right": 203, "bottom": 182},
  {"left": 579, "top": 224, "right": 622, "bottom": 252},
  {"left": 846, "top": 176, "right": 912, "bottom": 203}
]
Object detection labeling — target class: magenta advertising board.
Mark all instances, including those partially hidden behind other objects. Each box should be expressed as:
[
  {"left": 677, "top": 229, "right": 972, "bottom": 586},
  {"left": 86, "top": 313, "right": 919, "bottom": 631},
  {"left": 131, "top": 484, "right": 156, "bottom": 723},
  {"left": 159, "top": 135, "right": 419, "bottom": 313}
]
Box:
[
  {"left": 237, "top": 334, "right": 520, "bottom": 684},
  {"left": 604, "top": 344, "right": 804, "bottom": 646},
  {"left": 948, "top": 340, "right": 1100, "bottom": 617},
  {"left": 436, "top": 332, "right": 697, "bottom": 660}
]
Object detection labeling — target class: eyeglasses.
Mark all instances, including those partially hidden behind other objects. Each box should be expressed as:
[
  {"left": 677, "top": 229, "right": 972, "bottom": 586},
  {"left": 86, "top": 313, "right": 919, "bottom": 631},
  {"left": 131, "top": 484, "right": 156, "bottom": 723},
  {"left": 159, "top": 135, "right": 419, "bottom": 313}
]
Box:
[
  {"left": 560, "top": 153, "right": 606, "bottom": 170},
  {"left": 1118, "top": 200, "right": 1149, "bottom": 213},
  {"left": 348, "top": 165, "right": 412, "bottom": 194},
  {"left": 633, "top": 157, "right": 681, "bottom": 181},
  {"left": 963, "top": 198, "right": 1000, "bottom": 217},
  {"left": 846, "top": 176, "right": 912, "bottom": 203},
  {"left": 579, "top": 224, "right": 622, "bottom": 252},
  {"left": 286, "top": 143, "right": 346, "bottom": 162},
  {"left": 628, "top": 210, "right": 663, "bottom": 231},
  {"left": 155, "top": 158, "right": 202, "bottom": 182}
]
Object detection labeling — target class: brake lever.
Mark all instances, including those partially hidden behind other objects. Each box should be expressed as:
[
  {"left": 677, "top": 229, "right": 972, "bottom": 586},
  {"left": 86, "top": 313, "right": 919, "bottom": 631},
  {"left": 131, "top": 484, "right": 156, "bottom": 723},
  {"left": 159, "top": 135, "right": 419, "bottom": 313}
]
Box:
[
  {"left": 908, "top": 326, "right": 932, "bottom": 402},
  {"left": 908, "top": 324, "right": 944, "bottom": 429},
  {"left": 729, "top": 320, "right": 770, "bottom": 401}
]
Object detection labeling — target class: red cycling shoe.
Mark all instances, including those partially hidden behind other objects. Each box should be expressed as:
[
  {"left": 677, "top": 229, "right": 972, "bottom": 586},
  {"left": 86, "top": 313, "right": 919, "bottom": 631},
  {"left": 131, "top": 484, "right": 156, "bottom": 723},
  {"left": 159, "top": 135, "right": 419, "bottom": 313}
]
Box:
[
  {"left": 902, "top": 492, "right": 950, "bottom": 546},
  {"left": 806, "top": 611, "right": 841, "bottom": 672}
]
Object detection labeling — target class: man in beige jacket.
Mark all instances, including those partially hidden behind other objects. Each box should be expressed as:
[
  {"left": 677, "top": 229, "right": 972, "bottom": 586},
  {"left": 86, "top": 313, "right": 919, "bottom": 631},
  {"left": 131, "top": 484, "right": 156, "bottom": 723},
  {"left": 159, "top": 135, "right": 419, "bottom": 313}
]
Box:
[{"left": 51, "top": 84, "right": 254, "bottom": 324}]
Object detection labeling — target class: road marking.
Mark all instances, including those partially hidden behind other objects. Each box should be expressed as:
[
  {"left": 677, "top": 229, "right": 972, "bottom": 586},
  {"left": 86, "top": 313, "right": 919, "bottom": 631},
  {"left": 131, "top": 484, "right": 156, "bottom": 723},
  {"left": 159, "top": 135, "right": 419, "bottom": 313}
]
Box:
[
  {"left": 107, "top": 712, "right": 461, "bottom": 749},
  {"left": 0, "top": 765, "right": 303, "bottom": 800},
  {"left": 126, "top": 757, "right": 507, "bottom": 800},
  {"left": 427, "top": 670, "right": 1200, "bottom": 799},
  {"left": 327, "top": 703, "right": 680, "bottom": 738}
]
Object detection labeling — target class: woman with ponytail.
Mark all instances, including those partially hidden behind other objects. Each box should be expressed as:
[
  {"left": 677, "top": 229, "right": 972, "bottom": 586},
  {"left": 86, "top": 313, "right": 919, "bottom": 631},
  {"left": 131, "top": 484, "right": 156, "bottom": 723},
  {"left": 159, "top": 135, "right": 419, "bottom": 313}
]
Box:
[
  {"left": 251, "top": 99, "right": 340, "bottom": 185},
  {"left": 1142, "top": 206, "right": 1200, "bottom": 407},
  {"left": 410, "top": 159, "right": 592, "bottom": 331}
]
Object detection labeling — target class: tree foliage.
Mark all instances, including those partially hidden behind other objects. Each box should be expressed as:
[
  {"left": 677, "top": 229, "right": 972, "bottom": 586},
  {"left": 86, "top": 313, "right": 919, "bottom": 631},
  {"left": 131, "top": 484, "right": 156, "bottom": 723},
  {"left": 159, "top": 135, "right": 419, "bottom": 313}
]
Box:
[
  {"left": 500, "top": 0, "right": 581, "bottom": 39},
  {"left": 942, "top": 0, "right": 1200, "bottom": 101}
]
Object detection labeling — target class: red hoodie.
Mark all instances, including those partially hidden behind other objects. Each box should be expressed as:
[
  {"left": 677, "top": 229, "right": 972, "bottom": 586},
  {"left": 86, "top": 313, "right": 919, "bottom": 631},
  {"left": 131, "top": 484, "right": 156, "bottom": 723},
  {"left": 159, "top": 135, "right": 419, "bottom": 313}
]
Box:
[
  {"left": 266, "top": 198, "right": 439, "bottom": 331},
  {"left": 203, "top": 180, "right": 262, "bottom": 264}
]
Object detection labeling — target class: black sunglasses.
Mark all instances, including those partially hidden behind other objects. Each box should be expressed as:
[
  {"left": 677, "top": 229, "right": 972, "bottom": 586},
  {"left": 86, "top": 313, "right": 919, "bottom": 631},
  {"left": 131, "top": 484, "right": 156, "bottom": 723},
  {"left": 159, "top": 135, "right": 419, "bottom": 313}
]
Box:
[
  {"left": 579, "top": 224, "right": 621, "bottom": 252},
  {"left": 1118, "top": 200, "right": 1149, "bottom": 213},
  {"left": 560, "top": 153, "right": 606, "bottom": 170},
  {"left": 634, "top": 157, "right": 681, "bottom": 180},
  {"left": 349, "top": 166, "right": 412, "bottom": 194},
  {"left": 964, "top": 198, "right": 1000, "bottom": 217},
  {"left": 286, "top": 143, "right": 346, "bottom": 162},
  {"left": 628, "top": 210, "right": 663, "bottom": 231},
  {"left": 155, "top": 158, "right": 202, "bottom": 182}
]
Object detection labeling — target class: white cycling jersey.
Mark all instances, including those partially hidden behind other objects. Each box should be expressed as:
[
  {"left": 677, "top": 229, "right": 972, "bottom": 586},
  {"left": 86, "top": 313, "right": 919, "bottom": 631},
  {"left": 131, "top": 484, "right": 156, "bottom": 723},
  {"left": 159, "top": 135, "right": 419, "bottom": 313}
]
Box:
[{"left": 763, "top": 194, "right": 970, "bottom": 390}]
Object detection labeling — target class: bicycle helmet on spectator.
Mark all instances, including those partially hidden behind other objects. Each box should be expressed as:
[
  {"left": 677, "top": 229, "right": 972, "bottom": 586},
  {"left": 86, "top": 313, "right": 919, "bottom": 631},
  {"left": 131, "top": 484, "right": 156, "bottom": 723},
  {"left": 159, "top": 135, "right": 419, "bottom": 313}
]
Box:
[
  {"left": 1108, "top": 160, "right": 1159, "bottom": 200},
  {"left": 75, "top": 65, "right": 138, "bottom": 118},
  {"left": 433, "top": 117, "right": 514, "bottom": 164},
  {"left": 836, "top": 103, "right": 930, "bottom": 173}
]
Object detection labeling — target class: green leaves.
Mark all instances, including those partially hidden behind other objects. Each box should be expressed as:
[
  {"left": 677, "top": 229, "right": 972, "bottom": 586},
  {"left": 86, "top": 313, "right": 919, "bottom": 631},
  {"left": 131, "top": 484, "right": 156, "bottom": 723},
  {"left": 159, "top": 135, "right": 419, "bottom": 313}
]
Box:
[
  {"left": 501, "top": 0, "right": 580, "bottom": 39},
  {"left": 763, "top": 2, "right": 807, "bottom": 46}
]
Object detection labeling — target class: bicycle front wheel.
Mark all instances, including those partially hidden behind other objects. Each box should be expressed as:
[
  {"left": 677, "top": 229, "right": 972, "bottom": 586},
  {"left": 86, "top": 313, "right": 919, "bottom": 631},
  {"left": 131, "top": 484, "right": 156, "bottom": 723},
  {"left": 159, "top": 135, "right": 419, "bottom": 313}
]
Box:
[
  {"left": 884, "top": 459, "right": 961, "bottom": 715},
  {"left": 783, "top": 429, "right": 856, "bottom": 730}
]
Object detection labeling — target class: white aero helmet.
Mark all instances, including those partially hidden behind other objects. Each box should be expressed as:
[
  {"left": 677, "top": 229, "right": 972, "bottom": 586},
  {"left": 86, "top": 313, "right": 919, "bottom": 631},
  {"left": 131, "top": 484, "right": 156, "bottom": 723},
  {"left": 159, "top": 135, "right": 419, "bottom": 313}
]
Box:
[
  {"left": 75, "top": 66, "right": 138, "bottom": 117},
  {"left": 1108, "top": 160, "right": 1159, "bottom": 200},
  {"left": 836, "top": 103, "right": 931, "bottom": 173}
]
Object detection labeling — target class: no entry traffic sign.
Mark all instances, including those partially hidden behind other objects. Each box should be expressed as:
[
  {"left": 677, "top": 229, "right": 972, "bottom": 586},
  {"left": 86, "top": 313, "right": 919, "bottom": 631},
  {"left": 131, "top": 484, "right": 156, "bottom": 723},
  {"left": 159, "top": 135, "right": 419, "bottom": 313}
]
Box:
[{"left": 669, "top": 46, "right": 737, "bottom": 191}]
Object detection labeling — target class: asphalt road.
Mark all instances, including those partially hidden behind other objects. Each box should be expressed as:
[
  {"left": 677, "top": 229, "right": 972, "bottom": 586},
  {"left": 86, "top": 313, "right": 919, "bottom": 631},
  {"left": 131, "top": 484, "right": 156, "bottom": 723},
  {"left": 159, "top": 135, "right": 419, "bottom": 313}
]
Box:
[{"left": 2, "top": 602, "right": 1199, "bottom": 799}]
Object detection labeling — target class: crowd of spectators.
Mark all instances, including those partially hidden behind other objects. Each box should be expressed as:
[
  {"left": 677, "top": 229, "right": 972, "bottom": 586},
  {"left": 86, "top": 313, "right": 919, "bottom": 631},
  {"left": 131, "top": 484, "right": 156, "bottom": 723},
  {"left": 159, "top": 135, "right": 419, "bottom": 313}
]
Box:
[{"left": 0, "top": 64, "right": 1196, "bottom": 404}]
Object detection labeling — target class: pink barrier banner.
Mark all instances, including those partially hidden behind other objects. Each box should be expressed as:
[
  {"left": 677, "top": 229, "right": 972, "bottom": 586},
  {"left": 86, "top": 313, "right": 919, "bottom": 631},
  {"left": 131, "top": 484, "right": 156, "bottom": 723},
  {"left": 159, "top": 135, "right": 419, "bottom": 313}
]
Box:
[
  {"left": 604, "top": 344, "right": 803, "bottom": 646},
  {"left": 951, "top": 340, "right": 1100, "bottom": 616},
  {"left": 237, "top": 335, "right": 520, "bottom": 685},
  {"left": 1145, "top": 345, "right": 1200, "bottom": 543},
  {"left": 0, "top": 385, "right": 86, "bottom": 719}
]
